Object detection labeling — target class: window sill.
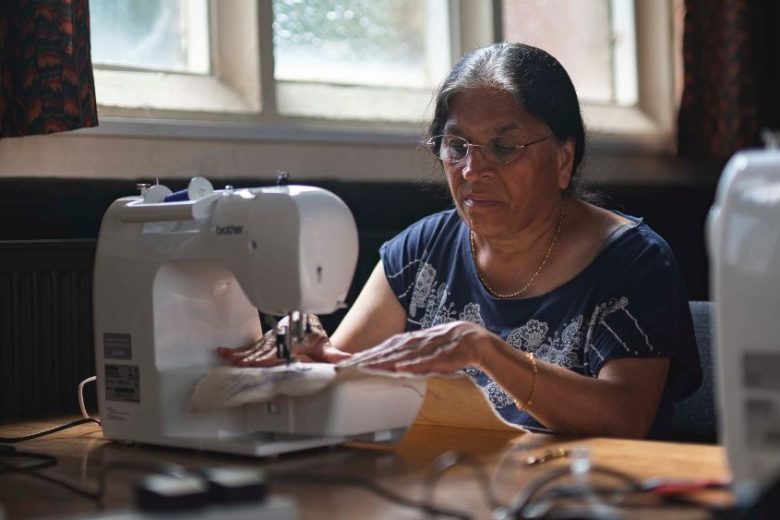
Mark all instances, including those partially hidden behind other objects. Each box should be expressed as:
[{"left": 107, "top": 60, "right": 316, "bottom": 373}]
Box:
[
  {"left": 583, "top": 104, "right": 675, "bottom": 155},
  {"left": 75, "top": 116, "right": 424, "bottom": 147},
  {"left": 276, "top": 81, "right": 434, "bottom": 124},
  {"left": 76, "top": 114, "right": 674, "bottom": 164},
  {"left": 94, "top": 69, "right": 260, "bottom": 119}
]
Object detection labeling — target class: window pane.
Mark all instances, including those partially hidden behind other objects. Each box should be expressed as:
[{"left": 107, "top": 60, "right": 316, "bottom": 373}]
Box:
[
  {"left": 90, "top": 0, "right": 210, "bottom": 75},
  {"left": 502, "top": 0, "right": 636, "bottom": 105},
  {"left": 273, "top": 0, "right": 440, "bottom": 89}
]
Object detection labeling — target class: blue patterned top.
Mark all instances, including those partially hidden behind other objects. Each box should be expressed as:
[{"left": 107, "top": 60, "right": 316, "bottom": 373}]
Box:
[{"left": 380, "top": 209, "right": 701, "bottom": 439}]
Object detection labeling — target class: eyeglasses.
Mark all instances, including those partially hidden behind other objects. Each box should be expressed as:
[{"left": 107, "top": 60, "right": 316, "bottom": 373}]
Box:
[{"left": 426, "top": 134, "right": 553, "bottom": 166}]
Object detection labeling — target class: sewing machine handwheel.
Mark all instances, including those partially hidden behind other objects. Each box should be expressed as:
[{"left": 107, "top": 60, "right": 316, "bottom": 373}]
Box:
[
  {"left": 188, "top": 176, "right": 214, "bottom": 200},
  {"left": 143, "top": 184, "right": 173, "bottom": 204}
]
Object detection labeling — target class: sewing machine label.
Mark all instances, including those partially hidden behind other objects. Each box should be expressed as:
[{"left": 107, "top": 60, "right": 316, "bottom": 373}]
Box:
[
  {"left": 744, "top": 352, "right": 780, "bottom": 449},
  {"left": 215, "top": 224, "right": 244, "bottom": 235},
  {"left": 103, "top": 333, "right": 132, "bottom": 360},
  {"left": 105, "top": 364, "right": 141, "bottom": 403}
]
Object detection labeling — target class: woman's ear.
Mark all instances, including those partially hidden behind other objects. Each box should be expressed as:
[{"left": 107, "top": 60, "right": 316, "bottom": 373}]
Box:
[{"left": 557, "top": 138, "right": 575, "bottom": 190}]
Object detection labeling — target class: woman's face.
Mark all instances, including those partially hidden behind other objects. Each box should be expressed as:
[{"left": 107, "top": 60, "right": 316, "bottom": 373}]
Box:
[{"left": 441, "top": 87, "right": 574, "bottom": 239}]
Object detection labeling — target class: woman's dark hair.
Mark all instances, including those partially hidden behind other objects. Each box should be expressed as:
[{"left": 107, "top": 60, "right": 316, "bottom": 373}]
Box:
[{"left": 426, "top": 42, "right": 587, "bottom": 194}]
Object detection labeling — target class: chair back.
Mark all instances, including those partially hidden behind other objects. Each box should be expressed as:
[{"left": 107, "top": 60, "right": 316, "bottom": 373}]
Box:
[{"left": 672, "top": 300, "right": 717, "bottom": 443}]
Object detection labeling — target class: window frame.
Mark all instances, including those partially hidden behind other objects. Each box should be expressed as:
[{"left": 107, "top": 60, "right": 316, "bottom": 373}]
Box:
[
  {"left": 87, "top": 0, "right": 676, "bottom": 153},
  {"left": 94, "top": 0, "right": 261, "bottom": 120}
]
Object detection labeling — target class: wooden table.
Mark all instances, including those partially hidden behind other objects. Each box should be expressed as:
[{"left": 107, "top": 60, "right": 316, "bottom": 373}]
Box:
[{"left": 0, "top": 417, "right": 732, "bottom": 519}]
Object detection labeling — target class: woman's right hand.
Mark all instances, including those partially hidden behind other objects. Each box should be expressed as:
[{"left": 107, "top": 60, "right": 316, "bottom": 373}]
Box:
[{"left": 215, "top": 314, "right": 352, "bottom": 367}]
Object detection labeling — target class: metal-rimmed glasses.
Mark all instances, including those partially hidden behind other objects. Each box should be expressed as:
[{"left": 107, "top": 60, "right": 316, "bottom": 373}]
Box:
[{"left": 425, "top": 134, "right": 554, "bottom": 166}]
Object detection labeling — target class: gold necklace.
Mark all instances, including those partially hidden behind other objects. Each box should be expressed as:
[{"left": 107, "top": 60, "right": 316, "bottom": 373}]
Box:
[{"left": 470, "top": 203, "right": 565, "bottom": 299}]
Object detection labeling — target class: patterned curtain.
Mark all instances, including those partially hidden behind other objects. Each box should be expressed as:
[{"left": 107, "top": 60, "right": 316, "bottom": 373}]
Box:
[
  {"left": 0, "top": 0, "right": 98, "bottom": 138},
  {"left": 677, "top": 0, "right": 780, "bottom": 162}
]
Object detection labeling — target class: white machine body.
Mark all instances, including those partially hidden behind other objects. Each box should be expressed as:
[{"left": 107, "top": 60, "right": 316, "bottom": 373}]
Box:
[
  {"left": 708, "top": 146, "right": 780, "bottom": 490},
  {"left": 93, "top": 183, "right": 425, "bottom": 456}
]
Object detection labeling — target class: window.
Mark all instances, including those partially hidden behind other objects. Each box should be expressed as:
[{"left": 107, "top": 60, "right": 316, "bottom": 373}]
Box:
[
  {"left": 92, "top": 0, "right": 261, "bottom": 117},
  {"left": 273, "top": 0, "right": 446, "bottom": 89},
  {"left": 89, "top": 0, "right": 675, "bottom": 148},
  {"left": 91, "top": 0, "right": 210, "bottom": 75},
  {"left": 501, "top": 0, "right": 675, "bottom": 148},
  {"left": 503, "top": 0, "right": 636, "bottom": 106},
  {"left": 272, "top": 0, "right": 450, "bottom": 122}
]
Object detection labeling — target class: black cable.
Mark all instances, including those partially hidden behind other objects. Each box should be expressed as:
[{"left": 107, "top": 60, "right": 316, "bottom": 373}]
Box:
[
  {"left": 272, "top": 471, "right": 473, "bottom": 519},
  {"left": 1, "top": 444, "right": 194, "bottom": 507},
  {"left": 1, "top": 445, "right": 98, "bottom": 502},
  {"left": 504, "top": 464, "right": 642, "bottom": 519},
  {"left": 0, "top": 445, "right": 58, "bottom": 472},
  {"left": 541, "top": 480, "right": 736, "bottom": 520},
  {"left": 0, "top": 417, "right": 100, "bottom": 443},
  {"left": 651, "top": 490, "right": 737, "bottom": 517},
  {"left": 539, "top": 482, "right": 718, "bottom": 509},
  {"left": 502, "top": 464, "right": 735, "bottom": 519},
  {"left": 8, "top": 466, "right": 101, "bottom": 502}
]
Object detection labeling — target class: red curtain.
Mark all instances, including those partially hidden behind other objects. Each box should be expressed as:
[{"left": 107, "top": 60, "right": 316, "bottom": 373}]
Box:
[
  {"left": 677, "top": 0, "right": 780, "bottom": 162},
  {"left": 0, "top": 0, "right": 98, "bottom": 138}
]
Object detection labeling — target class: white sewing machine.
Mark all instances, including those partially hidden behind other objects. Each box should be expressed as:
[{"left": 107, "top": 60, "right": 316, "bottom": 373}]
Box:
[
  {"left": 93, "top": 177, "right": 424, "bottom": 456},
  {"left": 708, "top": 133, "right": 780, "bottom": 497}
]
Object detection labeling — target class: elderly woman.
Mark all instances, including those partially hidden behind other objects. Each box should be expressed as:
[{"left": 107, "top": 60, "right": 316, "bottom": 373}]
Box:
[{"left": 220, "top": 42, "right": 701, "bottom": 440}]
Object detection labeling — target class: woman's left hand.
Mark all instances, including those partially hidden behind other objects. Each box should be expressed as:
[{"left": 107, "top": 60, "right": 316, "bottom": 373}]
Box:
[
  {"left": 216, "top": 314, "right": 351, "bottom": 367},
  {"left": 339, "top": 320, "right": 495, "bottom": 374}
]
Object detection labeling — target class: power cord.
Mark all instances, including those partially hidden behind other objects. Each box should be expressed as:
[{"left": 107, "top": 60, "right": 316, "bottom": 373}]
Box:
[
  {"left": 498, "top": 464, "right": 639, "bottom": 519},
  {"left": 0, "top": 417, "right": 99, "bottom": 443},
  {"left": 0, "top": 443, "right": 99, "bottom": 502},
  {"left": 0, "top": 444, "right": 57, "bottom": 472},
  {"left": 1, "top": 450, "right": 196, "bottom": 507},
  {"left": 78, "top": 376, "right": 98, "bottom": 421},
  {"left": 497, "top": 462, "right": 733, "bottom": 519},
  {"left": 5, "top": 464, "right": 101, "bottom": 502},
  {"left": 0, "top": 375, "right": 100, "bottom": 444}
]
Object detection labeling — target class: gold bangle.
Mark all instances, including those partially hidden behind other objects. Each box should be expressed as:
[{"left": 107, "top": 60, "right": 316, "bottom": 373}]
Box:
[{"left": 516, "top": 351, "right": 538, "bottom": 412}]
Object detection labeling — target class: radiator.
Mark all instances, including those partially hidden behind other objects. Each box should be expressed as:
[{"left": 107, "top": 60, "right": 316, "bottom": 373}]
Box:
[{"left": 0, "top": 240, "right": 96, "bottom": 421}]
